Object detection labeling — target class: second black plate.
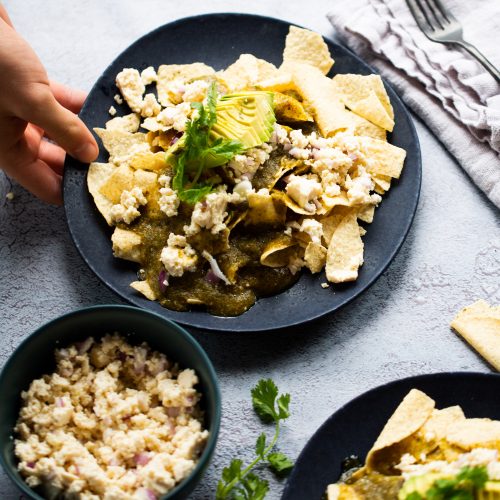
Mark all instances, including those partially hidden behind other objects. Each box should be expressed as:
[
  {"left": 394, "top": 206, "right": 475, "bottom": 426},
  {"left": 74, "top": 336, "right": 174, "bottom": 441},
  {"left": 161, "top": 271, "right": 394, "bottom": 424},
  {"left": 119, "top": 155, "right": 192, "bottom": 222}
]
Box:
[
  {"left": 282, "top": 372, "right": 500, "bottom": 499},
  {"left": 63, "top": 13, "right": 421, "bottom": 332}
]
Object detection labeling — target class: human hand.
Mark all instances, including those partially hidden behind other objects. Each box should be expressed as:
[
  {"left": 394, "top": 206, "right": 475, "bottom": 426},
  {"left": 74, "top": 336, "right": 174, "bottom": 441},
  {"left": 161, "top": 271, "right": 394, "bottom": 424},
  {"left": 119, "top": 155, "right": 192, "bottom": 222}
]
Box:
[{"left": 0, "top": 6, "right": 98, "bottom": 205}]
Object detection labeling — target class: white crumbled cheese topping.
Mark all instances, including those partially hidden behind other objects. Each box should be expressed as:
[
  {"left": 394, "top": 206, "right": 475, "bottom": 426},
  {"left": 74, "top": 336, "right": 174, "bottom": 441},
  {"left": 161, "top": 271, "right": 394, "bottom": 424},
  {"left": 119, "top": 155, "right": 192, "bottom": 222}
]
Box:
[
  {"left": 140, "top": 66, "right": 157, "bottom": 86},
  {"left": 182, "top": 80, "right": 209, "bottom": 103},
  {"left": 345, "top": 166, "right": 380, "bottom": 205},
  {"left": 228, "top": 143, "right": 272, "bottom": 180},
  {"left": 321, "top": 282, "right": 330, "bottom": 288},
  {"left": 160, "top": 234, "right": 197, "bottom": 278},
  {"left": 156, "top": 103, "right": 192, "bottom": 132},
  {"left": 108, "top": 106, "right": 117, "bottom": 116},
  {"left": 299, "top": 218, "right": 323, "bottom": 244},
  {"left": 14, "top": 335, "right": 208, "bottom": 499},
  {"left": 320, "top": 170, "right": 342, "bottom": 198},
  {"left": 114, "top": 93, "right": 124, "bottom": 105},
  {"left": 232, "top": 179, "right": 255, "bottom": 200},
  {"left": 397, "top": 449, "right": 500, "bottom": 481},
  {"left": 184, "top": 189, "right": 230, "bottom": 236},
  {"left": 165, "top": 79, "right": 187, "bottom": 104},
  {"left": 288, "top": 254, "right": 305, "bottom": 275},
  {"left": 116, "top": 68, "right": 145, "bottom": 114},
  {"left": 158, "top": 175, "right": 180, "bottom": 218},
  {"left": 141, "top": 93, "right": 161, "bottom": 118},
  {"left": 285, "top": 175, "right": 323, "bottom": 213},
  {"left": 110, "top": 187, "right": 147, "bottom": 225},
  {"left": 270, "top": 123, "right": 290, "bottom": 147}
]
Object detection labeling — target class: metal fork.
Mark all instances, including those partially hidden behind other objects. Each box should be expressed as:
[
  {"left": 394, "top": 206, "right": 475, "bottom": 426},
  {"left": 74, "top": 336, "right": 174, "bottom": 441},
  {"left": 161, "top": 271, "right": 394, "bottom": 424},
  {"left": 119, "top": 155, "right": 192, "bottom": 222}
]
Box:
[{"left": 406, "top": 0, "right": 500, "bottom": 83}]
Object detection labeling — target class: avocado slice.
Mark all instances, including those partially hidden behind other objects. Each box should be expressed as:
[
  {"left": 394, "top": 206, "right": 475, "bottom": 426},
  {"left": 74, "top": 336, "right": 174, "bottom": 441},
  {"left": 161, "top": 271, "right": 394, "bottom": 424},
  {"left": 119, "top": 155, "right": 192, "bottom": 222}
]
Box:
[
  {"left": 479, "top": 481, "right": 500, "bottom": 499},
  {"left": 212, "top": 91, "right": 275, "bottom": 149},
  {"left": 398, "top": 473, "right": 447, "bottom": 499}
]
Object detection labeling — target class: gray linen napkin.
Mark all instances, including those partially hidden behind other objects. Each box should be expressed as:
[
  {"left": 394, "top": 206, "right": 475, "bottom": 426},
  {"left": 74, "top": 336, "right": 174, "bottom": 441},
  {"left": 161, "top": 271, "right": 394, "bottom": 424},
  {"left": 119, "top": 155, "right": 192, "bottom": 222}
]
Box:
[{"left": 328, "top": 0, "right": 500, "bottom": 208}]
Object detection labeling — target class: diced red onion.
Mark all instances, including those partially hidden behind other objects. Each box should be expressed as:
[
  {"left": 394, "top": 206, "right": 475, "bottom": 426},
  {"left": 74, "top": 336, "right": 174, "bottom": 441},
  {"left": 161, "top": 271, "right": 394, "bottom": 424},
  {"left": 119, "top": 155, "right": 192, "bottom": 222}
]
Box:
[
  {"left": 134, "top": 452, "right": 152, "bottom": 466},
  {"left": 158, "top": 270, "right": 169, "bottom": 293},
  {"left": 26, "top": 462, "right": 36, "bottom": 469},
  {"left": 75, "top": 337, "right": 93, "bottom": 355},
  {"left": 201, "top": 251, "right": 230, "bottom": 285},
  {"left": 170, "top": 132, "right": 183, "bottom": 146},
  {"left": 144, "top": 489, "right": 157, "bottom": 500},
  {"left": 166, "top": 407, "right": 180, "bottom": 418},
  {"left": 348, "top": 152, "right": 358, "bottom": 161},
  {"left": 205, "top": 270, "right": 221, "bottom": 284},
  {"left": 56, "top": 397, "right": 65, "bottom": 408}
]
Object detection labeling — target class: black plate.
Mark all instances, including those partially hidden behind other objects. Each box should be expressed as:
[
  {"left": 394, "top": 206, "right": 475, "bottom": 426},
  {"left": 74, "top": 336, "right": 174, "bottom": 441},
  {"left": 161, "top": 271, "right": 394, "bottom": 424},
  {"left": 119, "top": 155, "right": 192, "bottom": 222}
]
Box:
[
  {"left": 63, "top": 13, "right": 421, "bottom": 332},
  {"left": 282, "top": 372, "right": 500, "bottom": 499}
]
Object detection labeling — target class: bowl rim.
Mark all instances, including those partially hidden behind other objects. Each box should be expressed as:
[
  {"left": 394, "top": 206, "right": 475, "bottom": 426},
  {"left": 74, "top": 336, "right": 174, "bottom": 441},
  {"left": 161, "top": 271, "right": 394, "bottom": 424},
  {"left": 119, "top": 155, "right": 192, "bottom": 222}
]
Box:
[{"left": 0, "top": 304, "right": 222, "bottom": 500}]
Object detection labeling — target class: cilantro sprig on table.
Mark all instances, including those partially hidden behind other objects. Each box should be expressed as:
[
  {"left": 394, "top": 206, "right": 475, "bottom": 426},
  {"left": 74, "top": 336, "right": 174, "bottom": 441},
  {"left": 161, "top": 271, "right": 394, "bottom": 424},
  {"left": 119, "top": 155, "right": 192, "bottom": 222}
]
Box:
[
  {"left": 171, "top": 82, "right": 243, "bottom": 204},
  {"left": 404, "top": 466, "right": 489, "bottom": 500},
  {"left": 216, "top": 379, "right": 294, "bottom": 500}
]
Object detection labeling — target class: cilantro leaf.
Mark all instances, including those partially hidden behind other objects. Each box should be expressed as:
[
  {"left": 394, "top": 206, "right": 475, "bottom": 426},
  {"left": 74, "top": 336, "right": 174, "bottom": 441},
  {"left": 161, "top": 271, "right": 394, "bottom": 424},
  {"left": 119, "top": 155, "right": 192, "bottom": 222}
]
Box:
[
  {"left": 251, "top": 379, "right": 279, "bottom": 423},
  {"left": 171, "top": 81, "right": 243, "bottom": 203},
  {"left": 255, "top": 433, "right": 266, "bottom": 458},
  {"left": 276, "top": 393, "right": 291, "bottom": 420},
  {"left": 267, "top": 452, "right": 294, "bottom": 476},
  {"left": 233, "top": 473, "right": 269, "bottom": 500}
]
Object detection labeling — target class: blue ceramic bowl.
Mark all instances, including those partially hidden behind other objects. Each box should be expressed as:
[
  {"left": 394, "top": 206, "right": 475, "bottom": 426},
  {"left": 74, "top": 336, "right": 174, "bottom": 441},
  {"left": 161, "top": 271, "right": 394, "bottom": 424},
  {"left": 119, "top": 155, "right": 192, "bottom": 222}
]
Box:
[{"left": 0, "top": 305, "right": 221, "bottom": 499}]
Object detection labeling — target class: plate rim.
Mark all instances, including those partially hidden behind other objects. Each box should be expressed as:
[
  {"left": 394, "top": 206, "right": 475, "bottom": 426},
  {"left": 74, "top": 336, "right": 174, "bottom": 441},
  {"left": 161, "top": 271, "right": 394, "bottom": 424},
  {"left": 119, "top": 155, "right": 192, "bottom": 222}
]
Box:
[
  {"left": 282, "top": 371, "right": 500, "bottom": 499},
  {"left": 63, "top": 12, "right": 422, "bottom": 332}
]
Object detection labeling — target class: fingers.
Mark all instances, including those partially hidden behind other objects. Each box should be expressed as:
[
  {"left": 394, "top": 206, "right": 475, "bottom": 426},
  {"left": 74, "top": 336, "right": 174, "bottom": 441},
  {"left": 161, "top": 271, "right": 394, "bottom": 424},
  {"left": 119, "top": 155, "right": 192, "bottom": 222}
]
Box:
[
  {"left": 0, "top": 5, "right": 14, "bottom": 27},
  {"left": 2, "top": 157, "right": 62, "bottom": 205},
  {"left": 38, "top": 140, "right": 65, "bottom": 175},
  {"left": 49, "top": 80, "right": 87, "bottom": 114},
  {"left": 19, "top": 85, "right": 98, "bottom": 164}
]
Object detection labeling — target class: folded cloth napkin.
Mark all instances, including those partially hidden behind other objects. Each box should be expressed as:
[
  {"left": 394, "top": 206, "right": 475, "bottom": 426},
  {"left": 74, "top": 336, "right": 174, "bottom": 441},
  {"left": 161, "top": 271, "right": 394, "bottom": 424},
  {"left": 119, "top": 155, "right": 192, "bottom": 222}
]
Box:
[{"left": 328, "top": 0, "right": 500, "bottom": 208}]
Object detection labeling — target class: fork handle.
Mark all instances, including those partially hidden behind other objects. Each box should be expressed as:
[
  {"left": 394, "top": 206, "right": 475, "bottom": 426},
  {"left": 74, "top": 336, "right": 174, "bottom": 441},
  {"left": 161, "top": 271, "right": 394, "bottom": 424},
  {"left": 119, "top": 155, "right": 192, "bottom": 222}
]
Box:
[{"left": 455, "top": 41, "right": 500, "bottom": 83}]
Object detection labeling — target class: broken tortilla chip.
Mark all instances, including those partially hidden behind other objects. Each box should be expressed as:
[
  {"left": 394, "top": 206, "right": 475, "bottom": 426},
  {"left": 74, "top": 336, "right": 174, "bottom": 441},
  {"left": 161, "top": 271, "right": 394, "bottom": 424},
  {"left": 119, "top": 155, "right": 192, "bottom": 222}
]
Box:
[
  {"left": 446, "top": 418, "right": 500, "bottom": 450},
  {"left": 130, "top": 280, "right": 157, "bottom": 300},
  {"left": 325, "top": 212, "right": 364, "bottom": 283},
  {"left": 87, "top": 162, "right": 116, "bottom": 225},
  {"left": 105, "top": 113, "right": 141, "bottom": 133},
  {"left": 357, "top": 137, "right": 406, "bottom": 179},
  {"left": 94, "top": 128, "right": 150, "bottom": 167},
  {"left": 282, "top": 26, "right": 334, "bottom": 75},
  {"left": 366, "top": 389, "right": 435, "bottom": 470},
  {"left": 219, "top": 54, "right": 279, "bottom": 92},
  {"left": 304, "top": 242, "right": 327, "bottom": 273},
  {"left": 451, "top": 300, "right": 500, "bottom": 371},
  {"left": 111, "top": 228, "right": 142, "bottom": 263},
  {"left": 333, "top": 74, "right": 394, "bottom": 131}
]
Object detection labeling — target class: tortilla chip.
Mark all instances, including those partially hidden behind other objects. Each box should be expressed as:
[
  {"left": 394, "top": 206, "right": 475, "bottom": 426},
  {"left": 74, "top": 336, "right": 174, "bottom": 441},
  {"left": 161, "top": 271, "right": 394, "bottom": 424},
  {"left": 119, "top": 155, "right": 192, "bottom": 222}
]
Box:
[
  {"left": 446, "top": 418, "right": 500, "bottom": 450},
  {"left": 156, "top": 63, "right": 215, "bottom": 106},
  {"left": 218, "top": 54, "right": 279, "bottom": 92},
  {"left": 304, "top": 242, "right": 327, "bottom": 273},
  {"left": 282, "top": 26, "right": 334, "bottom": 75},
  {"left": 87, "top": 162, "right": 116, "bottom": 225},
  {"left": 357, "top": 137, "right": 406, "bottom": 179},
  {"left": 260, "top": 235, "right": 297, "bottom": 267},
  {"left": 346, "top": 110, "right": 387, "bottom": 141},
  {"left": 111, "top": 228, "right": 142, "bottom": 263},
  {"left": 421, "top": 407, "right": 466, "bottom": 442},
  {"left": 94, "top": 128, "right": 150, "bottom": 167},
  {"left": 284, "top": 62, "right": 352, "bottom": 137},
  {"left": 366, "top": 389, "right": 435, "bottom": 469},
  {"left": 133, "top": 169, "right": 158, "bottom": 197},
  {"left": 99, "top": 164, "right": 134, "bottom": 204},
  {"left": 451, "top": 300, "right": 500, "bottom": 370},
  {"left": 273, "top": 92, "right": 313, "bottom": 123},
  {"left": 357, "top": 204, "right": 375, "bottom": 224},
  {"left": 105, "top": 113, "right": 141, "bottom": 133},
  {"left": 333, "top": 74, "right": 394, "bottom": 131},
  {"left": 256, "top": 73, "right": 298, "bottom": 93},
  {"left": 325, "top": 212, "right": 364, "bottom": 283},
  {"left": 246, "top": 191, "right": 287, "bottom": 225},
  {"left": 320, "top": 207, "right": 352, "bottom": 246},
  {"left": 372, "top": 173, "right": 392, "bottom": 193},
  {"left": 130, "top": 280, "right": 156, "bottom": 301},
  {"left": 129, "top": 151, "right": 166, "bottom": 172}
]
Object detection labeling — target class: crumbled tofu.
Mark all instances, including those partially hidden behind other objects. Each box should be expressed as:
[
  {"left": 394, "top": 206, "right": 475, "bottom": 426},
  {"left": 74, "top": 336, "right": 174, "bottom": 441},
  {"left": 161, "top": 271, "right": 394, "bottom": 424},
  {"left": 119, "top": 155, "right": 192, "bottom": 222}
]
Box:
[
  {"left": 228, "top": 144, "right": 272, "bottom": 179},
  {"left": 110, "top": 187, "right": 147, "bottom": 225},
  {"left": 345, "top": 166, "right": 380, "bottom": 205},
  {"left": 116, "top": 68, "right": 145, "bottom": 114},
  {"left": 141, "top": 93, "right": 161, "bottom": 118},
  {"left": 232, "top": 179, "right": 255, "bottom": 200},
  {"left": 114, "top": 94, "right": 123, "bottom": 105},
  {"left": 182, "top": 80, "right": 209, "bottom": 103},
  {"left": 160, "top": 234, "right": 198, "bottom": 278},
  {"left": 158, "top": 175, "right": 179, "bottom": 217},
  {"left": 285, "top": 175, "right": 323, "bottom": 212},
  {"left": 156, "top": 103, "right": 192, "bottom": 132},
  {"left": 14, "top": 335, "right": 208, "bottom": 499},
  {"left": 321, "top": 282, "right": 330, "bottom": 288},
  {"left": 184, "top": 189, "right": 231, "bottom": 236},
  {"left": 108, "top": 105, "right": 117, "bottom": 116},
  {"left": 140, "top": 66, "right": 157, "bottom": 86},
  {"left": 299, "top": 218, "right": 323, "bottom": 244}
]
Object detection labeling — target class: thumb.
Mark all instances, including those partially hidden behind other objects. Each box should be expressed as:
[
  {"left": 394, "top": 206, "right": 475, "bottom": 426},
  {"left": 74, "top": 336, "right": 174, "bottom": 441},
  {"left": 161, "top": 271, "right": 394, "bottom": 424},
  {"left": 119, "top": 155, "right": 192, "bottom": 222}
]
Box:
[{"left": 20, "top": 86, "right": 98, "bottom": 163}]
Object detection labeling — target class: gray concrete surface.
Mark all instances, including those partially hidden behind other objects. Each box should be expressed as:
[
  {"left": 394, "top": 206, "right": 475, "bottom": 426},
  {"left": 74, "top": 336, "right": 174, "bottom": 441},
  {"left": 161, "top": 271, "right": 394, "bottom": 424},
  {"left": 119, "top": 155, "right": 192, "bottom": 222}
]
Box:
[{"left": 1, "top": 1, "right": 499, "bottom": 498}]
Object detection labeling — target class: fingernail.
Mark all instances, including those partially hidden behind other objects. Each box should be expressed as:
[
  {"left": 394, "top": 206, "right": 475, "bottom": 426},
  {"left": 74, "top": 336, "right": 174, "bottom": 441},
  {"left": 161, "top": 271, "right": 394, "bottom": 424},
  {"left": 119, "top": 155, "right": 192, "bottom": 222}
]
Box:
[{"left": 75, "top": 142, "right": 98, "bottom": 162}]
